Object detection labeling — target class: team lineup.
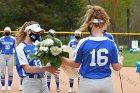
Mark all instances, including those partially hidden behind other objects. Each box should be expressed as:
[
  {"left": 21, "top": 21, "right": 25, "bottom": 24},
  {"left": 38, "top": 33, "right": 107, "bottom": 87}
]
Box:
[{"left": 0, "top": 5, "right": 125, "bottom": 93}]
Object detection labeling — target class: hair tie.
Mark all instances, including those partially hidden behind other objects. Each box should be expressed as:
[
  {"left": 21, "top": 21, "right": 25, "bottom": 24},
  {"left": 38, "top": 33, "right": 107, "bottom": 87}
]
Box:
[{"left": 92, "top": 19, "right": 104, "bottom": 23}]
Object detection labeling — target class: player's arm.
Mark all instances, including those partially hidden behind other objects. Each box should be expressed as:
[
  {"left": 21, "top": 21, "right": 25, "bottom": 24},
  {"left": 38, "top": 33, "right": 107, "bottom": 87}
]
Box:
[
  {"left": 111, "top": 42, "right": 124, "bottom": 71},
  {"left": 61, "top": 56, "right": 80, "bottom": 68},
  {"left": 22, "top": 65, "right": 58, "bottom": 75},
  {"left": 111, "top": 56, "right": 124, "bottom": 71}
]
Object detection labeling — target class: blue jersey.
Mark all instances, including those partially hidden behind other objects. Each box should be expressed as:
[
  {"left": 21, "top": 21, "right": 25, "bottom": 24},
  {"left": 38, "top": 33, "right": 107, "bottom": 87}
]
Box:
[
  {"left": 74, "top": 36, "right": 119, "bottom": 79},
  {"left": 68, "top": 39, "right": 79, "bottom": 49},
  {"left": 16, "top": 42, "right": 43, "bottom": 78},
  {"left": 0, "top": 36, "right": 15, "bottom": 54},
  {"left": 104, "top": 32, "right": 114, "bottom": 41}
]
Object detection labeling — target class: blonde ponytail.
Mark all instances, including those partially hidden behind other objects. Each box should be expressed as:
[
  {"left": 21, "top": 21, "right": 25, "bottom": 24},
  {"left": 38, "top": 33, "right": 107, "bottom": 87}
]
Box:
[{"left": 77, "top": 5, "right": 110, "bottom": 32}]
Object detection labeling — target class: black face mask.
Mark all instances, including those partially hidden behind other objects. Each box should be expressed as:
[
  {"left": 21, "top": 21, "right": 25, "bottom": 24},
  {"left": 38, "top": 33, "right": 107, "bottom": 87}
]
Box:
[
  {"left": 75, "top": 36, "right": 81, "bottom": 39},
  {"left": 29, "top": 32, "right": 40, "bottom": 42},
  {"left": 5, "top": 32, "right": 10, "bottom": 36}
]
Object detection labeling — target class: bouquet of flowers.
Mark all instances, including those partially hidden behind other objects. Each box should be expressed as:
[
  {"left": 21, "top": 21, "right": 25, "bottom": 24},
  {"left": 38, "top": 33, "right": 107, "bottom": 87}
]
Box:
[{"left": 30, "top": 35, "right": 69, "bottom": 70}]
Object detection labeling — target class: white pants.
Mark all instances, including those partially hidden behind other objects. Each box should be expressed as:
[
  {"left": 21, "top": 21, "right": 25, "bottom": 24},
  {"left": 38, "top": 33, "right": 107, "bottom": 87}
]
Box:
[
  {"left": 78, "top": 76, "right": 114, "bottom": 93},
  {"left": 0, "top": 54, "right": 14, "bottom": 78},
  {"left": 22, "top": 76, "right": 49, "bottom": 93}
]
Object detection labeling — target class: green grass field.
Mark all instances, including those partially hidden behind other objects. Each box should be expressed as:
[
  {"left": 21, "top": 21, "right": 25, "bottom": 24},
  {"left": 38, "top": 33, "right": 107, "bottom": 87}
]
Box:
[{"left": 123, "top": 51, "right": 140, "bottom": 67}]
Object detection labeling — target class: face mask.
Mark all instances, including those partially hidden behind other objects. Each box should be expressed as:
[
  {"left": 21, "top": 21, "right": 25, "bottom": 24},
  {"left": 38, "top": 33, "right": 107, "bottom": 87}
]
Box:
[
  {"left": 75, "top": 36, "right": 81, "bottom": 39},
  {"left": 29, "top": 32, "right": 40, "bottom": 42},
  {"left": 5, "top": 32, "right": 10, "bottom": 36}
]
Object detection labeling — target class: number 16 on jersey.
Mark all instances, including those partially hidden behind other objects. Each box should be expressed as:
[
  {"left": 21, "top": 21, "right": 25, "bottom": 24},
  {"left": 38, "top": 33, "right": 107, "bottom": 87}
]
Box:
[{"left": 90, "top": 48, "right": 108, "bottom": 66}]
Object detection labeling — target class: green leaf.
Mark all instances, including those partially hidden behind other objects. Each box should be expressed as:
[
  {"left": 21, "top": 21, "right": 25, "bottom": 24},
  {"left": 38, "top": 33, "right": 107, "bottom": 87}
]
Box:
[
  {"left": 62, "top": 51, "right": 69, "bottom": 58},
  {"left": 51, "top": 57, "right": 61, "bottom": 70},
  {"left": 47, "top": 55, "right": 57, "bottom": 63},
  {"left": 46, "top": 54, "right": 62, "bottom": 70},
  {"left": 29, "top": 53, "right": 37, "bottom": 62},
  {"left": 30, "top": 53, "right": 37, "bottom": 59},
  {"left": 53, "top": 38, "right": 61, "bottom": 47},
  {"left": 39, "top": 53, "right": 48, "bottom": 66}
]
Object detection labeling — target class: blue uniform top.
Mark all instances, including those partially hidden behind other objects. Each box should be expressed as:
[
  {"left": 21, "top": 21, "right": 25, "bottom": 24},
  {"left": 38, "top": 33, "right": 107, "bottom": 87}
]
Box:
[
  {"left": 16, "top": 42, "right": 44, "bottom": 78},
  {"left": 68, "top": 39, "right": 79, "bottom": 49},
  {"left": 74, "top": 36, "right": 119, "bottom": 79},
  {"left": 0, "top": 36, "right": 15, "bottom": 54},
  {"left": 104, "top": 32, "right": 114, "bottom": 41}
]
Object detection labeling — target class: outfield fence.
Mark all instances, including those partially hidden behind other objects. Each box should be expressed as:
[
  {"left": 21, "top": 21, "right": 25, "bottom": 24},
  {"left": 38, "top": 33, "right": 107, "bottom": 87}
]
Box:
[
  {"left": 1, "top": 31, "right": 140, "bottom": 35},
  {"left": 0, "top": 31, "right": 140, "bottom": 48}
]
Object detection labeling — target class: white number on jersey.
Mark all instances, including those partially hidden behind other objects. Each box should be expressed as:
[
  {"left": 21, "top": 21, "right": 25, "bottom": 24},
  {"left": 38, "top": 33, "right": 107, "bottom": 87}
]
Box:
[
  {"left": 90, "top": 48, "right": 108, "bottom": 66},
  {"left": 34, "top": 59, "right": 42, "bottom": 67},
  {"left": 5, "top": 45, "right": 10, "bottom": 50}
]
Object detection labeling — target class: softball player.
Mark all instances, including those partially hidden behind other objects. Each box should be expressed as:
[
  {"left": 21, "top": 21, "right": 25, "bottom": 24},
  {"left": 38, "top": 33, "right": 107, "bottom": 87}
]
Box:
[
  {"left": 18, "top": 32, "right": 42, "bottom": 91},
  {"left": 67, "top": 30, "right": 82, "bottom": 93},
  {"left": 61, "top": 5, "right": 124, "bottom": 93},
  {"left": 0, "top": 27, "right": 15, "bottom": 91},
  {"left": 15, "top": 21, "right": 58, "bottom": 93},
  {"left": 46, "top": 29, "right": 61, "bottom": 92}
]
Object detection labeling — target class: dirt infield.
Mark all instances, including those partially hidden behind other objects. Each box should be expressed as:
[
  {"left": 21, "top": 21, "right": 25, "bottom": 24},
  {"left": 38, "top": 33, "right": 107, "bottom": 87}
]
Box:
[{"left": 0, "top": 67, "right": 139, "bottom": 93}]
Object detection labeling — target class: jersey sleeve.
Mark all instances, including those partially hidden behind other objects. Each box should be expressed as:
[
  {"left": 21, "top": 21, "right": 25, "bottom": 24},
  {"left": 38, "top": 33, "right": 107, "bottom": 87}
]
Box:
[
  {"left": 73, "top": 39, "right": 85, "bottom": 63},
  {"left": 16, "top": 44, "right": 29, "bottom": 65},
  {"left": 68, "top": 39, "right": 73, "bottom": 47},
  {"left": 110, "top": 34, "right": 115, "bottom": 42},
  {"left": 110, "top": 42, "right": 119, "bottom": 64}
]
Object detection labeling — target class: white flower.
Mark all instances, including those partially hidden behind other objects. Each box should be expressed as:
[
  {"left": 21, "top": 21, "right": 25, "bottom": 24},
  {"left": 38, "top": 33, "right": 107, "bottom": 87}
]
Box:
[
  {"left": 41, "top": 39, "right": 54, "bottom": 47},
  {"left": 46, "top": 63, "right": 51, "bottom": 67},
  {"left": 36, "top": 52, "right": 42, "bottom": 56},
  {"left": 35, "top": 52, "right": 38, "bottom": 55},
  {"left": 39, "top": 46, "right": 49, "bottom": 53},
  {"left": 34, "top": 41, "right": 40, "bottom": 50},
  {"left": 42, "top": 47, "right": 49, "bottom": 53},
  {"left": 39, "top": 46, "right": 44, "bottom": 51},
  {"left": 34, "top": 41, "right": 40, "bottom": 46},
  {"left": 45, "top": 39, "right": 54, "bottom": 46},
  {"left": 50, "top": 46, "right": 62, "bottom": 56}
]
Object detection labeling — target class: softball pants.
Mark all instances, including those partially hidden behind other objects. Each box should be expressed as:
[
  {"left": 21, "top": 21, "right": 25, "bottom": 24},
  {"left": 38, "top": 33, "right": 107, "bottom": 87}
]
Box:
[
  {"left": 22, "top": 76, "right": 49, "bottom": 93},
  {"left": 0, "top": 54, "right": 14, "bottom": 86},
  {"left": 78, "top": 76, "right": 114, "bottom": 93}
]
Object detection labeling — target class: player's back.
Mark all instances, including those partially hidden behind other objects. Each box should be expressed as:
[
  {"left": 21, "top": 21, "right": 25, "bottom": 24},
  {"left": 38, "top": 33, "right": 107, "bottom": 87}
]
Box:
[{"left": 75, "top": 36, "right": 118, "bottom": 79}]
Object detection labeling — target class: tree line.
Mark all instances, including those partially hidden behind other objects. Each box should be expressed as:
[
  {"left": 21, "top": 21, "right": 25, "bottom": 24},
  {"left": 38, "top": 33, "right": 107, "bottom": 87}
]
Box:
[{"left": 0, "top": 0, "right": 140, "bottom": 44}]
